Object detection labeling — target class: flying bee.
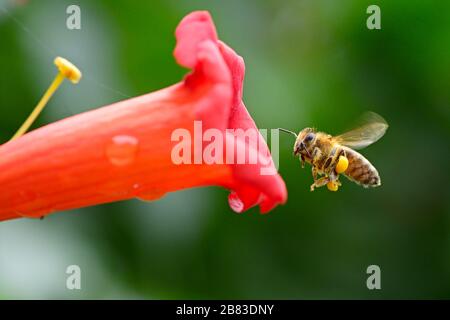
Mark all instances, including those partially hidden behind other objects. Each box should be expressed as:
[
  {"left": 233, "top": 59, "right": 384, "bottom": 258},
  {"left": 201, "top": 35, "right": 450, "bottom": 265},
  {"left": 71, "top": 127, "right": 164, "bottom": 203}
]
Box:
[{"left": 279, "top": 112, "right": 388, "bottom": 191}]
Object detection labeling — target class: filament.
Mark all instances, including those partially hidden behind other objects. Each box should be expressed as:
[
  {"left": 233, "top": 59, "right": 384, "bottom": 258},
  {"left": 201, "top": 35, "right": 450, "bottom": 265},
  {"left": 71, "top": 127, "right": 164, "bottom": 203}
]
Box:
[{"left": 10, "top": 73, "right": 65, "bottom": 141}]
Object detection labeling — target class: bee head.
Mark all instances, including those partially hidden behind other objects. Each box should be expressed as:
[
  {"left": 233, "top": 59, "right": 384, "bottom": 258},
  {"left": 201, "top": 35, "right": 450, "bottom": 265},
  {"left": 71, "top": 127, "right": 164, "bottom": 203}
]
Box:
[{"left": 294, "top": 127, "right": 316, "bottom": 156}]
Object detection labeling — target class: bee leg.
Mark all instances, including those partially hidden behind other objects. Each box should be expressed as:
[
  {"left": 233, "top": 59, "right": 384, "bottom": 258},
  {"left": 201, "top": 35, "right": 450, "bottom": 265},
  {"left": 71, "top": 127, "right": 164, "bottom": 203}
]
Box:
[
  {"left": 327, "top": 170, "right": 342, "bottom": 186},
  {"left": 300, "top": 155, "right": 305, "bottom": 168},
  {"left": 312, "top": 167, "right": 318, "bottom": 181},
  {"left": 328, "top": 170, "right": 339, "bottom": 182},
  {"left": 311, "top": 147, "right": 323, "bottom": 166},
  {"left": 309, "top": 147, "right": 324, "bottom": 191},
  {"left": 310, "top": 176, "right": 330, "bottom": 191}
]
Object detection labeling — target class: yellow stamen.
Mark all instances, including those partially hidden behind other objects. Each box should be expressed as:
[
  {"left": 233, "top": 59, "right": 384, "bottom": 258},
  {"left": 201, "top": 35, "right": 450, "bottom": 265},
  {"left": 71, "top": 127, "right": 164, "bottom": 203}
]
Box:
[{"left": 10, "top": 57, "right": 81, "bottom": 141}]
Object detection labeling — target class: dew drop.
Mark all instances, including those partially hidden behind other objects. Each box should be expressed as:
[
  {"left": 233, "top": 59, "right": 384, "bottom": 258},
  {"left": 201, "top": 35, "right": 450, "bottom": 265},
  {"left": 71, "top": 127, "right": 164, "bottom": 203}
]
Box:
[
  {"left": 137, "top": 189, "right": 166, "bottom": 202},
  {"left": 13, "top": 190, "right": 38, "bottom": 205},
  {"left": 132, "top": 183, "right": 141, "bottom": 190},
  {"left": 11, "top": 191, "right": 56, "bottom": 218},
  {"left": 106, "top": 135, "right": 139, "bottom": 166},
  {"left": 15, "top": 208, "right": 53, "bottom": 219},
  {"left": 228, "top": 192, "right": 244, "bottom": 213}
]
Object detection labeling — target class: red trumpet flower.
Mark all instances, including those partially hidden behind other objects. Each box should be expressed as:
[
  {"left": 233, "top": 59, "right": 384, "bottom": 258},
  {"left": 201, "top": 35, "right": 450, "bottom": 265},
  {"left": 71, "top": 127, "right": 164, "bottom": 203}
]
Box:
[{"left": 0, "top": 11, "right": 287, "bottom": 222}]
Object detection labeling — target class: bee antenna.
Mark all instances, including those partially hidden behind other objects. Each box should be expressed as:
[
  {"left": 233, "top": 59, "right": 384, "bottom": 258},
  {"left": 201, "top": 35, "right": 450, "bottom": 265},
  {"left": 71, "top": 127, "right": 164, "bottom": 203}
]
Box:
[{"left": 277, "top": 128, "right": 298, "bottom": 139}]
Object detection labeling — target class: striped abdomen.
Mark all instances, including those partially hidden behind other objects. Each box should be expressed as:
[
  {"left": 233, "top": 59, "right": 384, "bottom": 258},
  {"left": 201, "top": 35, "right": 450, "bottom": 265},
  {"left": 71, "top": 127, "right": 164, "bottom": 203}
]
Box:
[{"left": 341, "top": 146, "right": 381, "bottom": 188}]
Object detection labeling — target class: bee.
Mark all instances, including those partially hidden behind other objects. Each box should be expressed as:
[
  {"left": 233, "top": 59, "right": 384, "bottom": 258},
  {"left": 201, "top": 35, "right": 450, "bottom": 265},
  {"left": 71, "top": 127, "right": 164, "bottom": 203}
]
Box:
[{"left": 279, "top": 112, "right": 388, "bottom": 191}]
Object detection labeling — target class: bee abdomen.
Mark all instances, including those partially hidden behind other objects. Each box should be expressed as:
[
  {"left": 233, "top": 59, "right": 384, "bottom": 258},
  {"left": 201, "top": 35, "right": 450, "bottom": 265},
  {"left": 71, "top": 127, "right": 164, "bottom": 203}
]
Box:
[{"left": 342, "top": 147, "right": 381, "bottom": 188}]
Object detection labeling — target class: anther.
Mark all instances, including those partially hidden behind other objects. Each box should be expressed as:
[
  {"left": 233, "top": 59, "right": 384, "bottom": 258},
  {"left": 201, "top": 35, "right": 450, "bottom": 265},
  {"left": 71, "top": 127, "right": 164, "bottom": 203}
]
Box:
[{"left": 10, "top": 57, "right": 82, "bottom": 141}]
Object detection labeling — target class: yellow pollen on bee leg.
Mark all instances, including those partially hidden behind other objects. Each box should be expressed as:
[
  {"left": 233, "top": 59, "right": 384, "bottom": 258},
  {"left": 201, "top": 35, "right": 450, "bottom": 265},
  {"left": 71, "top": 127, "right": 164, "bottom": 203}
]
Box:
[
  {"left": 9, "top": 57, "right": 82, "bottom": 142},
  {"left": 335, "top": 155, "right": 349, "bottom": 174},
  {"left": 327, "top": 181, "right": 339, "bottom": 192}
]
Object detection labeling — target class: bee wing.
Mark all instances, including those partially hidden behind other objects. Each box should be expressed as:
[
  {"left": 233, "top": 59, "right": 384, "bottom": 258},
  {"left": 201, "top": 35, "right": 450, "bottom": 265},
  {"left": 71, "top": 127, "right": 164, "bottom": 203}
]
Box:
[{"left": 334, "top": 112, "right": 388, "bottom": 150}]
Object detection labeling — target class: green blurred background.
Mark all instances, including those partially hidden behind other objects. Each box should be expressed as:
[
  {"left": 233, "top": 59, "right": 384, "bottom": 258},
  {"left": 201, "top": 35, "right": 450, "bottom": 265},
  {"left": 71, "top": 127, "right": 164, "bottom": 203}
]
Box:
[{"left": 0, "top": 0, "right": 449, "bottom": 299}]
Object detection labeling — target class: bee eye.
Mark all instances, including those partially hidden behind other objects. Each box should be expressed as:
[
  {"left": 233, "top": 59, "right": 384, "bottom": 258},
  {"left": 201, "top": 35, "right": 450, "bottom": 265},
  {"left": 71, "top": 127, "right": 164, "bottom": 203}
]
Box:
[{"left": 304, "top": 133, "right": 315, "bottom": 142}]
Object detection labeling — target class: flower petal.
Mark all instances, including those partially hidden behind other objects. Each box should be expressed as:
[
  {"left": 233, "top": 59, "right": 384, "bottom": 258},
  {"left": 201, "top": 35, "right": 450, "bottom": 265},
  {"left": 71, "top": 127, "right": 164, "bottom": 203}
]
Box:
[
  {"left": 220, "top": 42, "right": 287, "bottom": 212},
  {"left": 174, "top": 11, "right": 218, "bottom": 69},
  {"left": 176, "top": 12, "right": 287, "bottom": 213}
]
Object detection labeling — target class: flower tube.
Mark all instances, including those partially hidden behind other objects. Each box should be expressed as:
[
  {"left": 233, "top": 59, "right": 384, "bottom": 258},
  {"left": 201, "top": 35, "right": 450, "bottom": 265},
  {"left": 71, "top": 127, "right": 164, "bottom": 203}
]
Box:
[{"left": 0, "top": 11, "right": 287, "bottom": 221}]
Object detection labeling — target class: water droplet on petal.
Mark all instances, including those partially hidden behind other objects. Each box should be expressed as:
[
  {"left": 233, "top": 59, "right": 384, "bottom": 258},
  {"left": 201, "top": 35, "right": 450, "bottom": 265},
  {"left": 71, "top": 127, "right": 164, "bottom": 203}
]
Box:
[
  {"left": 106, "top": 135, "right": 139, "bottom": 166},
  {"left": 16, "top": 208, "right": 53, "bottom": 219},
  {"left": 11, "top": 190, "right": 37, "bottom": 206},
  {"left": 228, "top": 192, "right": 244, "bottom": 213},
  {"left": 137, "top": 189, "right": 166, "bottom": 202},
  {"left": 10, "top": 190, "right": 56, "bottom": 218}
]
